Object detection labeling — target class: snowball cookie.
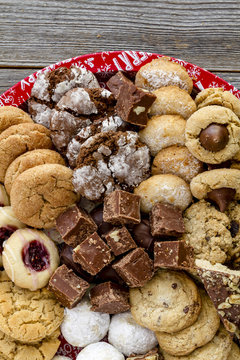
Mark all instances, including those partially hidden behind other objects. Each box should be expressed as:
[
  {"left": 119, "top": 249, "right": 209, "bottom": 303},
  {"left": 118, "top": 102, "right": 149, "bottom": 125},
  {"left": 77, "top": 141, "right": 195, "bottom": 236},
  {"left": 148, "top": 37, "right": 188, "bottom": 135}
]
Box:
[
  {"left": 195, "top": 88, "right": 240, "bottom": 118},
  {"left": 2, "top": 228, "right": 60, "bottom": 290},
  {"left": 0, "top": 184, "right": 10, "bottom": 206},
  {"left": 149, "top": 86, "right": 196, "bottom": 119},
  {"left": 135, "top": 58, "right": 193, "bottom": 93},
  {"left": 76, "top": 342, "right": 124, "bottom": 360},
  {"left": 185, "top": 105, "right": 240, "bottom": 164},
  {"left": 61, "top": 299, "right": 110, "bottom": 347},
  {"left": 134, "top": 174, "right": 192, "bottom": 213},
  {"left": 108, "top": 311, "right": 158, "bottom": 356},
  {"left": 130, "top": 270, "right": 201, "bottom": 333},
  {"left": 0, "top": 106, "right": 33, "bottom": 133},
  {"left": 152, "top": 145, "right": 204, "bottom": 183},
  {"left": 139, "top": 115, "right": 186, "bottom": 156}
]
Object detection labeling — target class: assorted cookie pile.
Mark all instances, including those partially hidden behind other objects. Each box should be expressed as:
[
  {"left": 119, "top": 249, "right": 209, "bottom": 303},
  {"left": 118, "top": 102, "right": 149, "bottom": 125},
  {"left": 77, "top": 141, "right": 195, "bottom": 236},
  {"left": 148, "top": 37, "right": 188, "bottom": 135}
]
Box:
[{"left": 0, "top": 57, "right": 239, "bottom": 360}]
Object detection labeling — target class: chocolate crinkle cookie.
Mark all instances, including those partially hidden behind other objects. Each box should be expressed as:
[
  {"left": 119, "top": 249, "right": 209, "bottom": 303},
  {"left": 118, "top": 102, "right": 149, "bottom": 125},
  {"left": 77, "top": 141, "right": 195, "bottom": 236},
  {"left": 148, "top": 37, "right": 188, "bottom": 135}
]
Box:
[{"left": 73, "top": 131, "right": 151, "bottom": 201}]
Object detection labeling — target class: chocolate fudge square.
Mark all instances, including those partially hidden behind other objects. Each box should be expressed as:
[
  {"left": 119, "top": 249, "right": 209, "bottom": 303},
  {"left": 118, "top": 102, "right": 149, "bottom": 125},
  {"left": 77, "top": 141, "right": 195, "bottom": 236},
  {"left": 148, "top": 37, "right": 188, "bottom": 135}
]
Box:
[
  {"left": 113, "top": 248, "right": 153, "bottom": 287},
  {"left": 56, "top": 204, "right": 97, "bottom": 247},
  {"left": 48, "top": 264, "right": 90, "bottom": 309},
  {"left": 150, "top": 203, "right": 185, "bottom": 237},
  {"left": 104, "top": 226, "right": 137, "bottom": 256},
  {"left": 90, "top": 281, "right": 130, "bottom": 314},
  {"left": 154, "top": 241, "right": 194, "bottom": 270},
  {"left": 103, "top": 190, "right": 141, "bottom": 225},
  {"left": 73, "top": 232, "right": 113, "bottom": 275}
]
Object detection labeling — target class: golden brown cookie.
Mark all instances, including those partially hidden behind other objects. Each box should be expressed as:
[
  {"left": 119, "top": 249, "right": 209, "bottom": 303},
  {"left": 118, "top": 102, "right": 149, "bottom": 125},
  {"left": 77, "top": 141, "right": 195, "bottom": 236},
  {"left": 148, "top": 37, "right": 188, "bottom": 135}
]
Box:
[
  {"left": 10, "top": 164, "right": 77, "bottom": 229},
  {"left": 227, "top": 343, "right": 240, "bottom": 360},
  {"left": 4, "top": 149, "right": 65, "bottom": 195},
  {"left": 0, "top": 123, "right": 53, "bottom": 182},
  {"left": 0, "top": 184, "right": 10, "bottom": 206},
  {"left": 0, "top": 106, "right": 33, "bottom": 134},
  {"left": 0, "top": 271, "right": 64, "bottom": 343}
]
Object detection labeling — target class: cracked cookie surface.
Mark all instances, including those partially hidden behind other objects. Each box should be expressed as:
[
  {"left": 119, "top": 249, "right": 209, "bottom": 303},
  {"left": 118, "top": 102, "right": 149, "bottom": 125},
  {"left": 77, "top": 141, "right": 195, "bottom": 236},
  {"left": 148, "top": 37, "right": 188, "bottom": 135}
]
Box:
[{"left": 0, "top": 106, "right": 33, "bottom": 133}]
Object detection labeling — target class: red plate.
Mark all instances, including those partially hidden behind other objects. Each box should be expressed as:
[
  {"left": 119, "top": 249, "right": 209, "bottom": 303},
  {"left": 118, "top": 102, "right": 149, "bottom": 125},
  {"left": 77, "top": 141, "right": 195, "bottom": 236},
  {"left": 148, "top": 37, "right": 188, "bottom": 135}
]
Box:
[{"left": 0, "top": 51, "right": 239, "bottom": 359}]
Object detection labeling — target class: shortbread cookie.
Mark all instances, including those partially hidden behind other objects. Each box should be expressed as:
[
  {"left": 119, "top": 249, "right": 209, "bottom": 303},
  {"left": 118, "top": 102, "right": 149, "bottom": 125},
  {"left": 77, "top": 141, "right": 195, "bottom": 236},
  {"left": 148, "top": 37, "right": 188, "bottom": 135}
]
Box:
[
  {"left": 156, "top": 289, "right": 220, "bottom": 356},
  {"left": 0, "top": 123, "right": 53, "bottom": 182},
  {"left": 161, "top": 325, "right": 232, "bottom": 360},
  {"left": 181, "top": 200, "right": 232, "bottom": 264},
  {"left": 76, "top": 342, "right": 124, "bottom": 360},
  {"left": 0, "top": 271, "right": 64, "bottom": 343},
  {"left": 2, "top": 228, "right": 59, "bottom": 290},
  {"left": 152, "top": 145, "right": 203, "bottom": 182},
  {"left": 10, "top": 164, "right": 77, "bottom": 229},
  {"left": 134, "top": 174, "right": 192, "bottom": 213},
  {"left": 195, "top": 88, "right": 240, "bottom": 118},
  {"left": 185, "top": 105, "right": 240, "bottom": 164},
  {"left": 135, "top": 58, "right": 193, "bottom": 93},
  {"left": 149, "top": 86, "right": 196, "bottom": 119},
  {"left": 227, "top": 343, "right": 240, "bottom": 360},
  {"left": 130, "top": 270, "right": 201, "bottom": 333},
  {"left": 5, "top": 149, "right": 65, "bottom": 194},
  {"left": 0, "top": 106, "right": 33, "bottom": 133},
  {"left": 0, "top": 184, "right": 10, "bottom": 206},
  {"left": 139, "top": 115, "right": 186, "bottom": 156}
]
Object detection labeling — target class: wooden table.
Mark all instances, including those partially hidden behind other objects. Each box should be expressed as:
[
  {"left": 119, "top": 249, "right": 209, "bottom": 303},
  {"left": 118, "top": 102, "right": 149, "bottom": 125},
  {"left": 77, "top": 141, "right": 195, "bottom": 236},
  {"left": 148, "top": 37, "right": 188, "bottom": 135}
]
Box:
[{"left": 1, "top": 0, "right": 240, "bottom": 94}]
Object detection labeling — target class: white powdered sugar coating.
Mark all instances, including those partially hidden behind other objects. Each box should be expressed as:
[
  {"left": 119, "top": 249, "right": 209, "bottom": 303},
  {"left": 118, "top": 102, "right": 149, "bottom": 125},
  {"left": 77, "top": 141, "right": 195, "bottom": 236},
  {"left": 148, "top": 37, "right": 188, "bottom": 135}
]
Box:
[
  {"left": 76, "top": 342, "right": 124, "bottom": 360},
  {"left": 100, "top": 88, "right": 112, "bottom": 98},
  {"left": 28, "top": 101, "right": 53, "bottom": 128},
  {"left": 100, "top": 115, "right": 124, "bottom": 131},
  {"left": 57, "top": 88, "right": 98, "bottom": 115},
  {"left": 60, "top": 299, "right": 110, "bottom": 347},
  {"left": 31, "top": 72, "right": 50, "bottom": 101},
  {"left": 141, "top": 68, "right": 188, "bottom": 91},
  {"left": 108, "top": 312, "right": 158, "bottom": 356},
  {"left": 66, "top": 137, "right": 83, "bottom": 166}
]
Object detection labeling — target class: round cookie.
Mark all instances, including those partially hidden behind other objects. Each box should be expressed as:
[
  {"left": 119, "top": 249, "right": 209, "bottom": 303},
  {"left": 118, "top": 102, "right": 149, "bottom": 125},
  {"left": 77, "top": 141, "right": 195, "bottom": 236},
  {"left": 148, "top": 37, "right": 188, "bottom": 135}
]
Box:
[
  {"left": 181, "top": 200, "right": 232, "bottom": 264},
  {"left": 4, "top": 149, "right": 65, "bottom": 195},
  {"left": 135, "top": 58, "right": 193, "bottom": 93},
  {"left": 0, "top": 328, "right": 60, "bottom": 360},
  {"left": 139, "top": 115, "right": 186, "bottom": 156},
  {"left": 152, "top": 145, "right": 204, "bottom": 182},
  {"left": 0, "top": 184, "right": 10, "bottom": 206},
  {"left": 76, "top": 342, "right": 124, "bottom": 360},
  {"left": 225, "top": 202, "right": 240, "bottom": 266},
  {"left": 185, "top": 105, "right": 240, "bottom": 164},
  {"left": 2, "top": 228, "right": 60, "bottom": 290},
  {"left": 0, "top": 123, "right": 53, "bottom": 182},
  {"left": 10, "top": 164, "right": 77, "bottom": 229},
  {"left": 130, "top": 270, "right": 201, "bottom": 333},
  {"left": 156, "top": 289, "right": 220, "bottom": 356},
  {"left": 134, "top": 174, "right": 192, "bottom": 213},
  {"left": 161, "top": 325, "right": 233, "bottom": 360},
  {"left": 227, "top": 343, "right": 240, "bottom": 360},
  {"left": 195, "top": 88, "right": 240, "bottom": 118},
  {"left": 149, "top": 86, "right": 196, "bottom": 119},
  {"left": 0, "top": 106, "right": 33, "bottom": 133},
  {"left": 0, "top": 271, "right": 64, "bottom": 343}
]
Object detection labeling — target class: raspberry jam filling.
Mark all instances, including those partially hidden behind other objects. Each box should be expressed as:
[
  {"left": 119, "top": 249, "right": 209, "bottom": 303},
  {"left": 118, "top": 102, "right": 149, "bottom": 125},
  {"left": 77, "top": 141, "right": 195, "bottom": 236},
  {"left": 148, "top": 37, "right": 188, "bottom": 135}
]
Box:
[
  {"left": 0, "top": 226, "right": 17, "bottom": 254},
  {"left": 22, "top": 240, "right": 50, "bottom": 272}
]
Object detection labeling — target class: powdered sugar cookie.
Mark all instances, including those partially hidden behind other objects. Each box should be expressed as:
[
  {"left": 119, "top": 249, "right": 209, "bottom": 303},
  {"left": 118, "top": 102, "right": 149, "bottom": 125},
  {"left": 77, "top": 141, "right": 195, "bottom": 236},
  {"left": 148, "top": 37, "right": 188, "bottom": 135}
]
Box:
[{"left": 76, "top": 342, "right": 124, "bottom": 360}]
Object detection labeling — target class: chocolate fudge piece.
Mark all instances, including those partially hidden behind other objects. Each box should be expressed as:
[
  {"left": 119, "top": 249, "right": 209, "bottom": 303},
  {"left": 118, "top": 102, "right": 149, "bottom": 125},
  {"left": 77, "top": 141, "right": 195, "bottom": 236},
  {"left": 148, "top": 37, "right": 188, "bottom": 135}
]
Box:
[
  {"left": 131, "top": 218, "right": 155, "bottom": 252},
  {"left": 104, "top": 226, "right": 137, "bottom": 256},
  {"left": 150, "top": 203, "right": 185, "bottom": 237},
  {"left": 48, "top": 264, "right": 90, "bottom": 308},
  {"left": 103, "top": 190, "right": 141, "bottom": 225},
  {"left": 96, "top": 264, "right": 126, "bottom": 286},
  {"left": 113, "top": 248, "right": 153, "bottom": 287},
  {"left": 90, "top": 205, "right": 114, "bottom": 235},
  {"left": 56, "top": 205, "right": 97, "bottom": 247},
  {"left": 154, "top": 241, "right": 194, "bottom": 270},
  {"left": 73, "top": 232, "right": 113, "bottom": 275},
  {"left": 107, "top": 71, "right": 132, "bottom": 98},
  {"left": 90, "top": 281, "right": 130, "bottom": 314},
  {"left": 196, "top": 259, "right": 240, "bottom": 333}
]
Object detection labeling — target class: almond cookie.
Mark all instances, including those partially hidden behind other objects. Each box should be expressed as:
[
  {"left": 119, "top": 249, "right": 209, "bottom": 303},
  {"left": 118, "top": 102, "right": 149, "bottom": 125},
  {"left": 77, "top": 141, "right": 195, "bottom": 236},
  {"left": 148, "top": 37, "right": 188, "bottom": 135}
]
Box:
[
  {"left": 135, "top": 58, "right": 193, "bottom": 93},
  {"left": 152, "top": 145, "right": 204, "bottom": 182},
  {"left": 149, "top": 86, "right": 196, "bottom": 119},
  {"left": 134, "top": 174, "right": 192, "bottom": 213},
  {"left": 4, "top": 149, "right": 65, "bottom": 195},
  {"left": 185, "top": 105, "right": 240, "bottom": 164},
  {"left": 156, "top": 289, "right": 220, "bottom": 356},
  {"left": 161, "top": 325, "right": 232, "bottom": 360},
  {"left": 0, "top": 123, "right": 53, "bottom": 182},
  {"left": 130, "top": 270, "right": 201, "bottom": 333},
  {"left": 0, "top": 106, "right": 33, "bottom": 133},
  {"left": 180, "top": 200, "right": 232, "bottom": 264},
  {"left": 0, "top": 184, "right": 10, "bottom": 206},
  {"left": 139, "top": 115, "right": 186, "bottom": 156},
  {"left": 10, "top": 164, "right": 77, "bottom": 229},
  {"left": 0, "top": 271, "right": 64, "bottom": 343}
]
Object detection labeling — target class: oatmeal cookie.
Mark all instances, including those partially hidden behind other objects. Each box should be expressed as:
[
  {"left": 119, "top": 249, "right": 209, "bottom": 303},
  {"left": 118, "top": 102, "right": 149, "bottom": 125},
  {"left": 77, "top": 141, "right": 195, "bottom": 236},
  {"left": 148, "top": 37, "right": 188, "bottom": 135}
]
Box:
[
  {"left": 0, "top": 106, "right": 33, "bottom": 133},
  {"left": 226, "top": 202, "right": 240, "bottom": 267}
]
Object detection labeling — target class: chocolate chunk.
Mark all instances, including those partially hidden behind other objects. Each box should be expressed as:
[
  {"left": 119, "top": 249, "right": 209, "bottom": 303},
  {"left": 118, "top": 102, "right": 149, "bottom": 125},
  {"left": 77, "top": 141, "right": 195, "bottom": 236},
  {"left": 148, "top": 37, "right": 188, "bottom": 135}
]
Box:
[
  {"left": 90, "top": 205, "right": 114, "bottom": 235},
  {"left": 104, "top": 226, "right": 137, "bottom": 256},
  {"left": 103, "top": 190, "right": 141, "bottom": 225},
  {"left": 56, "top": 205, "right": 97, "bottom": 247},
  {"left": 131, "top": 219, "right": 155, "bottom": 252},
  {"left": 207, "top": 187, "right": 236, "bottom": 212},
  {"left": 154, "top": 241, "right": 194, "bottom": 270},
  {"left": 150, "top": 203, "right": 185, "bottom": 237},
  {"left": 112, "top": 248, "right": 153, "bottom": 287},
  {"left": 199, "top": 123, "right": 229, "bottom": 152},
  {"left": 96, "top": 264, "right": 126, "bottom": 286},
  {"left": 73, "top": 232, "right": 113, "bottom": 275},
  {"left": 48, "top": 264, "right": 90, "bottom": 308},
  {"left": 230, "top": 220, "right": 240, "bottom": 238},
  {"left": 90, "top": 281, "right": 130, "bottom": 314},
  {"left": 107, "top": 71, "right": 133, "bottom": 99}
]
